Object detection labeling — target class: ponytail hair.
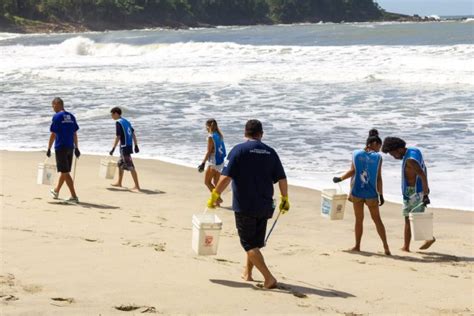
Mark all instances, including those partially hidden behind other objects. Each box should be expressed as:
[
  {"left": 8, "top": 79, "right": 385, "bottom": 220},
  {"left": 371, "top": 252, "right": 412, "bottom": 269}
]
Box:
[
  {"left": 206, "top": 118, "right": 224, "bottom": 139},
  {"left": 366, "top": 128, "right": 382, "bottom": 147}
]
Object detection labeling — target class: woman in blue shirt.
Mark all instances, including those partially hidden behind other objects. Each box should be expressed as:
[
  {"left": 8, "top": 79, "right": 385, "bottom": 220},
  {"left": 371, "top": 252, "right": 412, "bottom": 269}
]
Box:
[
  {"left": 198, "top": 119, "right": 226, "bottom": 204},
  {"left": 333, "top": 129, "right": 391, "bottom": 255}
]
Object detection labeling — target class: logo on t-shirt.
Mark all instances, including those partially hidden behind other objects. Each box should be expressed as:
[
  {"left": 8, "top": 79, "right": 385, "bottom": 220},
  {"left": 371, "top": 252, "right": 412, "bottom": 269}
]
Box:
[
  {"left": 62, "top": 114, "right": 73, "bottom": 124},
  {"left": 249, "top": 148, "right": 271, "bottom": 155}
]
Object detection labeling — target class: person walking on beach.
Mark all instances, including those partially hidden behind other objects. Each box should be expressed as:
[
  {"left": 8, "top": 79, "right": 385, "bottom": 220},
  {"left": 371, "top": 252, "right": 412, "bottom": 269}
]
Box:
[
  {"left": 333, "top": 129, "right": 391, "bottom": 255},
  {"left": 207, "top": 119, "right": 289, "bottom": 289},
  {"left": 198, "top": 119, "right": 226, "bottom": 204},
  {"left": 47, "top": 97, "right": 80, "bottom": 204},
  {"left": 382, "top": 137, "right": 435, "bottom": 252},
  {"left": 109, "top": 107, "right": 141, "bottom": 192}
]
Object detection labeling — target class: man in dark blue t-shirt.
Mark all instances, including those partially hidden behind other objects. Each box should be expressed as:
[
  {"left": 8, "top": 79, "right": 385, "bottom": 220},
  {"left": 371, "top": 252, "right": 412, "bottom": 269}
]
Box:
[
  {"left": 47, "top": 97, "right": 80, "bottom": 204},
  {"left": 207, "top": 119, "right": 289, "bottom": 289}
]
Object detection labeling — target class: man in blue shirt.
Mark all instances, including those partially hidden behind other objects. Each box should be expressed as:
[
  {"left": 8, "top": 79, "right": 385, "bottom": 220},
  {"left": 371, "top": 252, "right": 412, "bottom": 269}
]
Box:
[
  {"left": 382, "top": 137, "right": 435, "bottom": 252},
  {"left": 47, "top": 97, "right": 80, "bottom": 204},
  {"left": 207, "top": 120, "right": 289, "bottom": 289},
  {"left": 109, "top": 107, "right": 141, "bottom": 192}
]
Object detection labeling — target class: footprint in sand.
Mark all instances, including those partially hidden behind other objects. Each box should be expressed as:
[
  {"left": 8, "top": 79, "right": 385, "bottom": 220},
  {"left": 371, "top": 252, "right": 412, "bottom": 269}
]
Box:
[
  {"left": 149, "top": 243, "right": 166, "bottom": 252},
  {"left": 141, "top": 306, "right": 157, "bottom": 313},
  {"left": 297, "top": 302, "right": 311, "bottom": 308},
  {"left": 0, "top": 295, "right": 19, "bottom": 302},
  {"left": 115, "top": 304, "right": 141, "bottom": 311},
  {"left": 115, "top": 305, "right": 157, "bottom": 313},
  {"left": 83, "top": 238, "right": 102, "bottom": 243},
  {"left": 22, "top": 284, "right": 42, "bottom": 294},
  {"left": 214, "top": 258, "right": 239, "bottom": 265},
  {"left": 51, "top": 297, "right": 75, "bottom": 306},
  {"left": 255, "top": 283, "right": 308, "bottom": 298},
  {"left": 0, "top": 274, "right": 16, "bottom": 287}
]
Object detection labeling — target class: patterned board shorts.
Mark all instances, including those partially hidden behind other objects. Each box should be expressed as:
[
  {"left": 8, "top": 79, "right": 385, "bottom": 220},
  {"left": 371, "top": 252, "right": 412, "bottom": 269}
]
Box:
[
  {"left": 403, "top": 186, "right": 425, "bottom": 217},
  {"left": 118, "top": 153, "right": 135, "bottom": 171}
]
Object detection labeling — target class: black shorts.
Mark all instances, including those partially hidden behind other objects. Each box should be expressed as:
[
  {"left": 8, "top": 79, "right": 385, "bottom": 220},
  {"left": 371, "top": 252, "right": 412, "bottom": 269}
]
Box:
[
  {"left": 234, "top": 212, "right": 268, "bottom": 251},
  {"left": 55, "top": 148, "right": 73, "bottom": 173}
]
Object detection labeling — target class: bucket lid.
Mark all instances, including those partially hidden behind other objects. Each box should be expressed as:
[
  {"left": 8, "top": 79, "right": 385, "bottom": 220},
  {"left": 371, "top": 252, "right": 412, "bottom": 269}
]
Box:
[
  {"left": 193, "top": 214, "right": 222, "bottom": 225},
  {"left": 409, "top": 212, "right": 433, "bottom": 218},
  {"left": 322, "top": 189, "right": 337, "bottom": 196}
]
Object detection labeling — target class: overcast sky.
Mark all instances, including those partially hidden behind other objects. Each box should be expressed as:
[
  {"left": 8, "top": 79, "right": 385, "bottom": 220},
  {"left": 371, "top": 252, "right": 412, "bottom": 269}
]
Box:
[{"left": 376, "top": 0, "right": 473, "bottom": 16}]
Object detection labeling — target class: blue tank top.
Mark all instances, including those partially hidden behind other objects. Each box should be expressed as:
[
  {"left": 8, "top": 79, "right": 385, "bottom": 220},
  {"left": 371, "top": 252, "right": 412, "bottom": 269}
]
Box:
[
  {"left": 118, "top": 118, "right": 133, "bottom": 148},
  {"left": 211, "top": 131, "right": 226, "bottom": 165},
  {"left": 402, "top": 147, "right": 427, "bottom": 199},
  {"left": 351, "top": 150, "right": 381, "bottom": 199}
]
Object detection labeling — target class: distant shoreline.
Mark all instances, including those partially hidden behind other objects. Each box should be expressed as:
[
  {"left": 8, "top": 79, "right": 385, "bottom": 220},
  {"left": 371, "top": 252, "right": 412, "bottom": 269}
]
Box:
[{"left": 0, "top": 12, "right": 456, "bottom": 35}]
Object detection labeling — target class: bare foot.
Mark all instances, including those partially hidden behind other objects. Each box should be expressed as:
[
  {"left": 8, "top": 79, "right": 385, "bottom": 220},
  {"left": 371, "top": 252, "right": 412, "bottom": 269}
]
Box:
[
  {"left": 264, "top": 277, "right": 277, "bottom": 289},
  {"left": 241, "top": 273, "right": 254, "bottom": 282},
  {"left": 384, "top": 248, "right": 392, "bottom": 256},
  {"left": 349, "top": 246, "right": 360, "bottom": 252},
  {"left": 130, "top": 187, "right": 141, "bottom": 193},
  {"left": 400, "top": 247, "right": 410, "bottom": 252},
  {"left": 419, "top": 237, "right": 436, "bottom": 250},
  {"left": 111, "top": 183, "right": 122, "bottom": 187}
]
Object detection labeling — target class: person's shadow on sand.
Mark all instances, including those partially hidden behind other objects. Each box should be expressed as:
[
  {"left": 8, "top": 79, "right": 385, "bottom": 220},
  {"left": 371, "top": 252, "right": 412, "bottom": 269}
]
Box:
[
  {"left": 343, "top": 249, "right": 474, "bottom": 263},
  {"left": 106, "top": 188, "right": 165, "bottom": 195},
  {"left": 209, "top": 279, "right": 355, "bottom": 298},
  {"left": 48, "top": 201, "right": 120, "bottom": 210}
]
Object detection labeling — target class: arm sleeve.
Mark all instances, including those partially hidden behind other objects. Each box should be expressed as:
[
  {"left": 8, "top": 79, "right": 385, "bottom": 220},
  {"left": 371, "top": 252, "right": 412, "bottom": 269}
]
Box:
[
  {"left": 50, "top": 116, "right": 59, "bottom": 133},
  {"left": 221, "top": 148, "right": 237, "bottom": 178},
  {"left": 272, "top": 151, "right": 286, "bottom": 183},
  {"left": 116, "top": 122, "right": 122, "bottom": 137},
  {"left": 73, "top": 116, "right": 79, "bottom": 132}
]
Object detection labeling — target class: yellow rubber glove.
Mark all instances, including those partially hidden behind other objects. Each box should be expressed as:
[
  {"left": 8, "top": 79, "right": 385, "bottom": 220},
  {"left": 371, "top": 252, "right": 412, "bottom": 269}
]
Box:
[
  {"left": 279, "top": 195, "right": 290, "bottom": 214},
  {"left": 207, "top": 189, "right": 220, "bottom": 209}
]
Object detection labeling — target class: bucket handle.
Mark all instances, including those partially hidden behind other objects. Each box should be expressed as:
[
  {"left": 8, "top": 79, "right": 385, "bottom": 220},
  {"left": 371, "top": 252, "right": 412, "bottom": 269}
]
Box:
[{"left": 337, "top": 182, "right": 343, "bottom": 194}]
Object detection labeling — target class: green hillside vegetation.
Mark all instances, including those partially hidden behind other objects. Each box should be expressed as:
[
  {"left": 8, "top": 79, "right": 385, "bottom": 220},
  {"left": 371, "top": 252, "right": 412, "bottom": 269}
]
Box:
[{"left": 0, "top": 0, "right": 396, "bottom": 33}]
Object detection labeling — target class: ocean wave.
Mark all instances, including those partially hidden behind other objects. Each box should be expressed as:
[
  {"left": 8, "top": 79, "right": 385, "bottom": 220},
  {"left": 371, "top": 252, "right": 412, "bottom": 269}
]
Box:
[
  {"left": 2, "top": 39, "right": 471, "bottom": 86},
  {"left": 0, "top": 32, "right": 21, "bottom": 41},
  {"left": 58, "top": 36, "right": 167, "bottom": 56}
]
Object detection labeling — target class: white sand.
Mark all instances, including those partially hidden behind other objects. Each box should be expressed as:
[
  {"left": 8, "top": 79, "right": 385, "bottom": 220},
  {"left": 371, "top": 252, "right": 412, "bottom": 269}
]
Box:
[{"left": 0, "top": 151, "right": 472, "bottom": 315}]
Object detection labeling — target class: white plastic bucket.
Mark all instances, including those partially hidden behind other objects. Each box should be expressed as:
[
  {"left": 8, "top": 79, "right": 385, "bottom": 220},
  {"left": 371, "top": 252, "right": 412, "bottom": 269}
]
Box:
[
  {"left": 99, "top": 157, "right": 117, "bottom": 179},
  {"left": 37, "top": 161, "right": 56, "bottom": 185},
  {"left": 409, "top": 212, "right": 433, "bottom": 241},
  {"left": 192, "top": 213, "right": 222, "bottom": 256},
  {"left": 321, "top": 189, "right": 347, "bottom": 220}
]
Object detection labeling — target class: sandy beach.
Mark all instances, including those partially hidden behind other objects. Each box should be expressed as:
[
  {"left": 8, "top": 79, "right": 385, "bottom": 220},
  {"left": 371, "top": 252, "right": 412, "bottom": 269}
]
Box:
[{"left": 0, "top": 150, "right": 472, "bottom": 315}]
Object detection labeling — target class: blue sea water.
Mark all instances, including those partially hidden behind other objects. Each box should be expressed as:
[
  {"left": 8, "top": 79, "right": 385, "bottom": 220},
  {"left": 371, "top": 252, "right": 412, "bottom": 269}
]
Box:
[{"left": 0, "top": 21, "right": 473, "bottom": 210}]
